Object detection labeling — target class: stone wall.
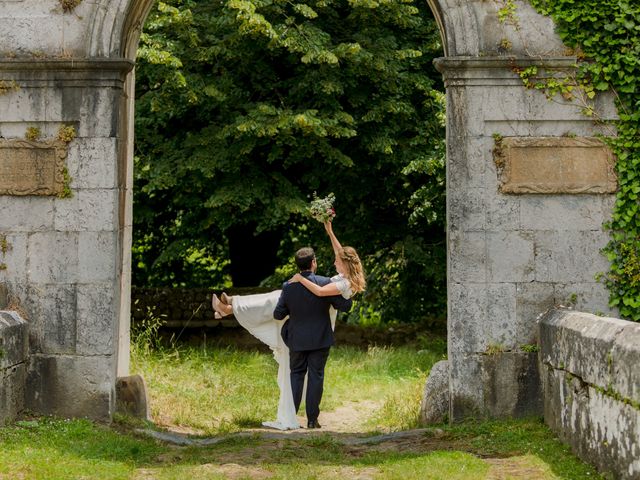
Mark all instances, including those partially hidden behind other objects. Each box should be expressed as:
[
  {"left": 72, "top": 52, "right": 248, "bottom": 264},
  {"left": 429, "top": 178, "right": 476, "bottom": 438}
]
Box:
[
  {"left": 0, "top": 311, "right": 28, "bottom": 425},
  {"left": 131, "top": 287, "right": 270, "bottom": 328},
  {"left": 540, "top": 309, "right": 640, "bottom": 479},
  {"left": 0, "top": 58, "right": 133, "bottom": 420}
]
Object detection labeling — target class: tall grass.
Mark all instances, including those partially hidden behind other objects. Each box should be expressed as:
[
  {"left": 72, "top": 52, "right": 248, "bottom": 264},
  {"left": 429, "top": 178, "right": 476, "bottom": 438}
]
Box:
[{"left": 132, "top": 342, "right": 444, "bottom": 435}]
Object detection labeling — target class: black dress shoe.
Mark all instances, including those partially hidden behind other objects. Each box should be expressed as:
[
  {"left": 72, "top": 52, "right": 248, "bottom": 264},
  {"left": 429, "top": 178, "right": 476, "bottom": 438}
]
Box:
[{"left": 307, "top": 420, "right": 321, "bottom": 429}]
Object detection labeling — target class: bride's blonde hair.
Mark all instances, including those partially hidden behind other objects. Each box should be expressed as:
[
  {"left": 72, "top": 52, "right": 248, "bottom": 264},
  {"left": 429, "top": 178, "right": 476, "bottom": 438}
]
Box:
[{"left": 338, "top": 247, "right": 366, "bottom": 294}]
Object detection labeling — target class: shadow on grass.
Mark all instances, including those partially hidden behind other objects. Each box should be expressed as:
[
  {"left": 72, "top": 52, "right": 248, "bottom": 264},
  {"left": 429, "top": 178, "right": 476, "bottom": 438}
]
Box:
[{"left": 0, "top": 416, "right": 605, "bottom": 479}]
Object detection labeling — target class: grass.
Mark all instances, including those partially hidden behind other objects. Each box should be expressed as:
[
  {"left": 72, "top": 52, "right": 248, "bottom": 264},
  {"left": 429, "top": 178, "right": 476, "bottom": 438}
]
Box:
[
  {"left": 132, "top": 342, "right": 446, "bottom": 435},
  {"left": 0, "top": 342, "right": 605, "bottom": 479}
]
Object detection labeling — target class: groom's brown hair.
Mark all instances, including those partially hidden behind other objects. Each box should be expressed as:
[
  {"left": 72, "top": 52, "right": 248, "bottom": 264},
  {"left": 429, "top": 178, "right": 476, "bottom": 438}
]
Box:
[{"left": 295, "top": 247, "right": 315, "bottom": 271}]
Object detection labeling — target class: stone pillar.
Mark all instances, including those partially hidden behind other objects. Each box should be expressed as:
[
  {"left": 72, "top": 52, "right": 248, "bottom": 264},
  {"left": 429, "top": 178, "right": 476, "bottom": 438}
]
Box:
[
  {"left": 0, "top": 59, "right": 133, "bottom": 420},
  {"left": 436, "top": 57, "right": 617, "bottom": 421}
]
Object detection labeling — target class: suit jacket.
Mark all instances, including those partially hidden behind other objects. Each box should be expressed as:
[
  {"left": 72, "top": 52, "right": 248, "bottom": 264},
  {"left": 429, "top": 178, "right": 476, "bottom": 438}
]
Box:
[{"left": 273, "top": 271, "right": 353, "bottom": 352}]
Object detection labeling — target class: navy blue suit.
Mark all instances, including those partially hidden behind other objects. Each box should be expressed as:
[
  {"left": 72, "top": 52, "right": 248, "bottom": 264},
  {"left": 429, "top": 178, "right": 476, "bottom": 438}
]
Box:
[{"left": 273, "top": 271, "right": 352, "bottom": 423}]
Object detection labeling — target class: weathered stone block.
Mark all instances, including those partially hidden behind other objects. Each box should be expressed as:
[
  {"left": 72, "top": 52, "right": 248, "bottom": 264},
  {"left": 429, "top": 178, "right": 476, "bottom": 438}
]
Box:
[
  {"left": 515, "top": 282, "right": 555, "bottom": 343},
  {"left": 486, "top": 283, "right": 518, "bottom": 345},
  {"left": 480, "top": 351, "right": 542, "bottom": 419},
  {"left": 448, "top": 187, "right": 486, "bottom": 232},
  {"left": 543, "top": 368, "right": 640, "bottom": 480},
  {"left": 449, "top": 231, "right": 486, "bottom": 283},
  {"left": 78, "top": 87, "right": 120, "bottom": 138},
  {"left": 449, "top": 352, "right": 484, "bottom": 420},
  {"left": 0, "top": 196, "right": 54, "bottom": 231},
  {"left": 448, "top": 284, "right": 486, "bottom": 355},
  {"left": 116, "top": 374, "right": 150, "bottom": 420},
  {"left": 449, "top": 283, "right": 518, "bottom": 354},
  {"left": 534, "top": 231, "right": 610, "bottom": 283},
  {"left": 26, "top": 354, "right": 114, "bottom": 421},
  {"left": 54, "top": 189, "right": 117, "bottom": 232},
  {"left": 22, "top": 283, "right": 77, "bottom": 354},
  {"left": 553, "top": 282, "right": 614, "bottom": 316},
  {"left": 478, "top": 1, "right": 566, "bottom": 56},
  {"left": 76, "top": 283, "right": 116, "bottom": 355},
  {"left": 485, "top": 191, "right": 520, "bottom": 231},
  {"left": 484, "top": 87, "right": 589, "bottom": 124},
  {"left": 610, "top": 323, "right": 640, "bottom": 405},
  {"left": 0, "top": 16, "right": 63, "bottom": 56},
  {"left": 66, "top": 137, "right": 117, "bottom": 189},
  {"left": 520, "top": 195, "right": 610, "bottom": 231},
  {"left": 0, "top": 363, "right": 26, "bottom": 426},
  {"left": 78, "top": 232, "right": 117, "bottom": 283},
  {"left": 0, "top": 234, "right": 28, "bottom": 283},
  {"left": 490, "top": 119, "right": 608, "bottom": 138},
  {"left": 420, "top": 360, "right": 450, "bottom": 425},
  {"left": 0, "top": 311, "right": 28, "bottom": 369},
  {"left": 27, "top": 232, "right": 79, "bottom": 283},
  {"left": 447, "top": 136, "right": 490, "bottom": 189},
  {"left": 0, "top": 310, "right": 28, "bottom": 426},
  {"left": 487, "top": 231, "right": 535, "bottom": 283},
  {"left": 0, "top": 85, "right": 48, "bottom": 124}
]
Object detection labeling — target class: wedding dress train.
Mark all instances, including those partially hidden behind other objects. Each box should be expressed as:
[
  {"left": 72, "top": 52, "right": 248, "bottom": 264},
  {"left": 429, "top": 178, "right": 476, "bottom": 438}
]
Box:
[{"left": 231, "top": 290, "right": 336, "bottom": 431}]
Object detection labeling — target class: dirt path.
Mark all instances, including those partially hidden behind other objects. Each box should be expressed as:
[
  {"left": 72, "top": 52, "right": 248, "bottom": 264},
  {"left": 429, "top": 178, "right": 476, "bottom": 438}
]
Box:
[{"left": 136, "top": 401, "right": 556, "bottom": 479}]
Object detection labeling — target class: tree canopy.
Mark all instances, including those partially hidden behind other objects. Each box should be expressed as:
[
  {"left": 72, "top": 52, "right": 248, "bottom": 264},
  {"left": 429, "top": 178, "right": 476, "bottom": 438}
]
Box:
[{"left": 133, "top": 0, "right": 447, "bottom": 324}]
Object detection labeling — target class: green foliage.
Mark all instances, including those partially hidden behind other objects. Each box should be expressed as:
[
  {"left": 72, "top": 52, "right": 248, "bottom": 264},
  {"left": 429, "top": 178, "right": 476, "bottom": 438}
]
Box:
[
  {"left": 57, "top": 125, "right": 76, "bottom": 143},
  {"left": 25, "top": 127, "right": 41, "bottom": 141},
  {"left": 520, "top": 343, "right": 540, "bottom": 353},
  {"left": 528, "top": 0, "right": 640, "bottom": 320},
  {"left": 57, "top": 167, "right": 73, "bottom": 199},
  {"left": 134, "top": 0, "right": 447, "bottom": 321}
]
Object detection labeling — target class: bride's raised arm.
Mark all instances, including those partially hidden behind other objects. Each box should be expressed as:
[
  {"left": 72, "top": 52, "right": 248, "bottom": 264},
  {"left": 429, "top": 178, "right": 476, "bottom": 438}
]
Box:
[
  {"left": 324, "top": 221, "right": 342, "bottom": 258},
  {"left": 289, "top": 273, "right": 341, "bottom": 297}
]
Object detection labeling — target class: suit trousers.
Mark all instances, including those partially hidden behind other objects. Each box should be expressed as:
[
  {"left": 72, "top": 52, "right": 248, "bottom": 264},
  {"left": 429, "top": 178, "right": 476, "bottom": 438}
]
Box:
[{"left": 289, "top": 347, "right": 330, "bottom": 422}]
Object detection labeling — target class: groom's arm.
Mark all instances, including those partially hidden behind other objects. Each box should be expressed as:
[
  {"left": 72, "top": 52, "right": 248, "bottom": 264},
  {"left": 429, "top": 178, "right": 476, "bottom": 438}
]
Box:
[
  {"left": 273, "top": 287, "right": 290, "bottom": 320},
  {"left": 314, "top": 274, "right": 353, "bottom": 312},
  {"left": 328, "top": 295, "right": 352, "bottom": 312}
]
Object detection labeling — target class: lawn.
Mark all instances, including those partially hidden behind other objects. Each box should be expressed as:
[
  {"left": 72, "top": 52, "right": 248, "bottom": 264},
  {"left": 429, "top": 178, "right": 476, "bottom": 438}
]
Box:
[{"left": 0, "top": 341, "right": 604, "bottom": 479}]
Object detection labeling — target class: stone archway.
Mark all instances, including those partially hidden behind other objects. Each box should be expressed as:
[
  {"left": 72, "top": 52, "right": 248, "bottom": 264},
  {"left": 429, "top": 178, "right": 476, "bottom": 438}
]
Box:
[{"left": 0, "top": 0, "right": 616, "bottom": 421}]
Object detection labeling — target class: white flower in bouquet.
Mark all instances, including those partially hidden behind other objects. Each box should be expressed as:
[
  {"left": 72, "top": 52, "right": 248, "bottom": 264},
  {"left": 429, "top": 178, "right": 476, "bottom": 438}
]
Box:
[{"left": 308, "top": 192, "right": 336, "bottom": 223}]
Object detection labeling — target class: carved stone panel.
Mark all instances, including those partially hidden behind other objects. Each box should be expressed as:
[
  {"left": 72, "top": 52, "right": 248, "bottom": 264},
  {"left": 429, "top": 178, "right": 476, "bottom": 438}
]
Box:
[
  {"left": 0, "top": 139, "right": 67, "bottom": 196},
  {"left": 496, "top": 137, "right": 617, "bottom": 194}
]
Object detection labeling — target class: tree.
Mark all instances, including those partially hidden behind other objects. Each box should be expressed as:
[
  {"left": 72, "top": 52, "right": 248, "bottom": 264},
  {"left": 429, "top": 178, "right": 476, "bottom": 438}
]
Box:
[{"left": 133, "top": 0, "right": 446, "bottom": 322}]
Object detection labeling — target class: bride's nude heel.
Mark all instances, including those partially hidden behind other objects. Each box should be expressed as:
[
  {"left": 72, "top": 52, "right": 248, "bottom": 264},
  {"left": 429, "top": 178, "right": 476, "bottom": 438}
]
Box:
[
  {"left": 221, "top": 292, "right": 233, "bottom": 305},
  {"left": 212, "top": 293, "right": 231, "bottom": 317}
]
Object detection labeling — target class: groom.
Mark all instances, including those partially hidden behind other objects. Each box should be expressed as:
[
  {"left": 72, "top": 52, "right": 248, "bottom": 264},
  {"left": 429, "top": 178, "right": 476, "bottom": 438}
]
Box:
[{"left": 273, "top": 247, "right": 352, "bottom": 428}]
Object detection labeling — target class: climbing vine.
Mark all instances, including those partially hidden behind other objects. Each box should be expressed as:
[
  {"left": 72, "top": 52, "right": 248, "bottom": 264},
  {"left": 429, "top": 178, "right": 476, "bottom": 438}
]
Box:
[{"left": 527, "top": 0, "right": 640, "bottom": 320}]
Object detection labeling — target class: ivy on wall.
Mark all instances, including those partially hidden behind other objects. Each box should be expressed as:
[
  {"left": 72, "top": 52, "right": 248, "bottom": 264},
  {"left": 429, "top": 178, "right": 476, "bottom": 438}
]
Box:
[{"left": 528, "top": 0, "right": 640, "bottom": 320}]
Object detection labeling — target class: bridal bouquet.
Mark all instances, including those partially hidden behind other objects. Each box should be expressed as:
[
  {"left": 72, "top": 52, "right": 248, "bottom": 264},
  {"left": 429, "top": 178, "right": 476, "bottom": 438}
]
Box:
[{"left": 308, "top": 192, "right": 336, "bottom": 223}]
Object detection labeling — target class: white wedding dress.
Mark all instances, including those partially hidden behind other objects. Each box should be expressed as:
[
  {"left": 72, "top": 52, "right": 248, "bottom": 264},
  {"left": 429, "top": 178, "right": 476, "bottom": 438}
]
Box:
[{"left": 231, "top": 276, "right": 349, "bottom": 430}]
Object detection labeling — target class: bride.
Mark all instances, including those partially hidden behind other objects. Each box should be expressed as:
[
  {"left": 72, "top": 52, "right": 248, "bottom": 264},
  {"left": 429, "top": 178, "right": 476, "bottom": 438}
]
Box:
[{"left": 212, "top": 220, "right": 365, "bottom": 430}]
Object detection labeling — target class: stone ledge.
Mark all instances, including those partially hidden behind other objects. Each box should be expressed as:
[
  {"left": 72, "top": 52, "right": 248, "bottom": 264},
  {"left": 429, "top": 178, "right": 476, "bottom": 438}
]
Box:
[
  {"left": 540, "top": 309, "right": 640, "bottom": 479},
  {"left": 0, "top": 310, "right": 28, "bottom": 425},
  {"left": 0, "top": 310, "right": 28, "bottom": 369},
  {"left": 539, "top": 309, "right": 640, "bottom": 405},
  {"left": 0, "top": 58, "right": 134, "bottom": 73}
]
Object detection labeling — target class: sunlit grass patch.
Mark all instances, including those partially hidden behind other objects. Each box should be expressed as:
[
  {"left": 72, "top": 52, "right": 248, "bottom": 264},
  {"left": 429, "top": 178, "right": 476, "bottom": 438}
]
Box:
[
  {"left": 133, "top": 344, "right": 443, "bottom": 435},
  {"left": 0, "top": 417, "right": 164, "bottom": 479}
]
